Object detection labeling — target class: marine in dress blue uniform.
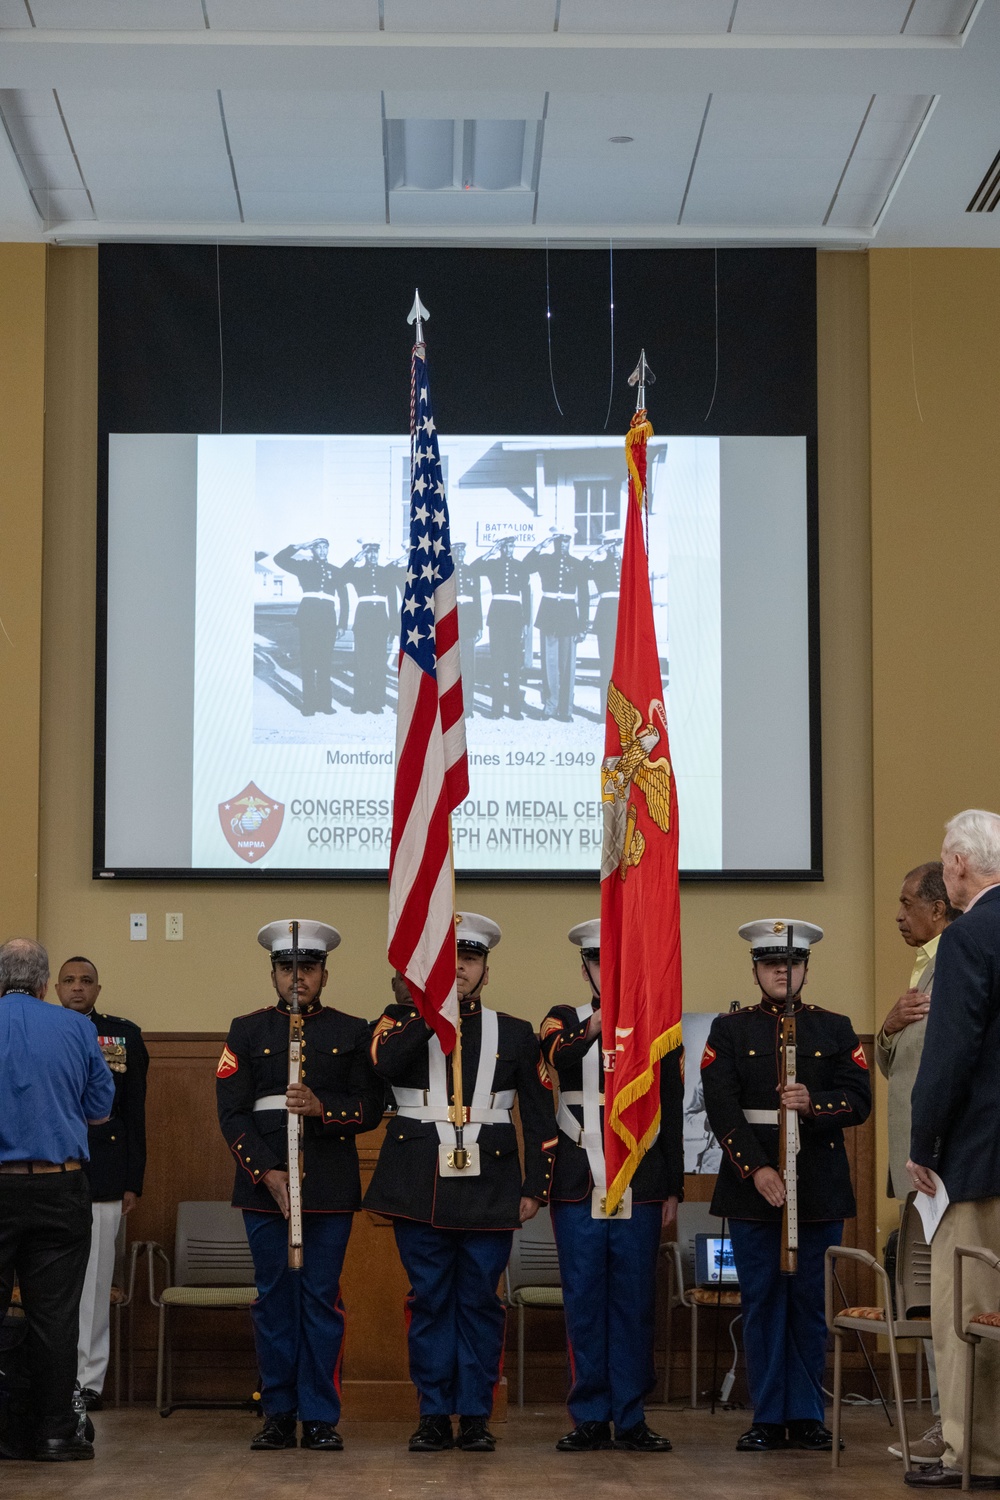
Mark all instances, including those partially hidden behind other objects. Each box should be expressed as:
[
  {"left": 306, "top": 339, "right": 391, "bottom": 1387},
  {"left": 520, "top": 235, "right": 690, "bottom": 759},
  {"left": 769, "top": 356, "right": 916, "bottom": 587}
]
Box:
[
  {"left": 216, "top": 920, "right": 383, "bottom": 1452},
  {"left": 700, "top": 920, "right": 872, "bottom": 1453},
  {"left": 540, "top": 919, "right": 684, "bottom": 1453},
  {"left": 526, "top": 535, "right": 589, "bottom": 721},
  {"left": 364, "top": 914, "right": 559, "bottom": 1453},
  {"left": 272, "top": 539, "right": 349, "bottom": 717}
]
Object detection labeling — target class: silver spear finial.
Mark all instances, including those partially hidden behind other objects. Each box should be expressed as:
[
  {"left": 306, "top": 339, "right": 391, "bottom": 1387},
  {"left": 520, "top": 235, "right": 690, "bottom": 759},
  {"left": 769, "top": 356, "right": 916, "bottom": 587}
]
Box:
[
  {"left": 407, "top": 289, "right": 430, "bottom": 346},
  {"left": 627, "top": 348, "right": 656, "bottom": 412}
]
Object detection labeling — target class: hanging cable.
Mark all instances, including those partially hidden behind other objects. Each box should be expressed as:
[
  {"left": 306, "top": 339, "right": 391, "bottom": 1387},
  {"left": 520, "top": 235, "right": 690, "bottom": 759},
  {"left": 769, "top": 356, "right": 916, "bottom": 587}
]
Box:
[
  {"left": 545, "top": 240, "right": 564, "bottom": 417},
  {"left": 216, "top": 243, "right": 225, "bottom": 435},
  {"left": 703, "top": 245, "right": 719, "bottom": 424},
  {"left": 603, "top": 237, "right": 615, "bottom": 430}
]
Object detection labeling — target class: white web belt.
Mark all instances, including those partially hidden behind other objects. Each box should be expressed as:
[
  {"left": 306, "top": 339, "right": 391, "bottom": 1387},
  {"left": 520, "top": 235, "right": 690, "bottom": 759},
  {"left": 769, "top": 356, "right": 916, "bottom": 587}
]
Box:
[
  {"left": 542, "top": 591, "right": 577, "bottom": 600},
  {"left": 490, "top": 593, "right": 521, "bottom": 602},
  {"left": 356, "top": 595, "right": 388, "bottom": 604},
  {"left": 555, "top": 1002, "right": 607, "bottom": 1192},
  {"left": 743, "top": 1109, "right": 779, "bottom": 1125},
  {"left": 254, "top": 1094, "right": 287, "bottom": 1112},
  {"left": 598, "top": 591, "right": 620, "bottom": 600},
  {"left": 393, "top": 1008, "right": 509, "bottom": 1144},
  {"left": 300, "top": 591, "right": 336, "bottom": 601}
]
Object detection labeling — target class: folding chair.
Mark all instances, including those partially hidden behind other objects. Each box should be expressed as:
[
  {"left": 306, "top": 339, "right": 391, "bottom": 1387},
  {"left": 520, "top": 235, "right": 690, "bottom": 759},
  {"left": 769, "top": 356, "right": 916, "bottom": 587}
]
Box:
[
  {"left": 146, "top": 1201, "right": 257, "bottom": 1416},
  {"left": 954, "top": 1243, "right": 1000, "bottom": 1492},
  {"left": 503, "top": 1207, "right": 564, "bottom": 1407},
  {"left": 663, "top": 1200, "right": 741, "bottom": 1408}
]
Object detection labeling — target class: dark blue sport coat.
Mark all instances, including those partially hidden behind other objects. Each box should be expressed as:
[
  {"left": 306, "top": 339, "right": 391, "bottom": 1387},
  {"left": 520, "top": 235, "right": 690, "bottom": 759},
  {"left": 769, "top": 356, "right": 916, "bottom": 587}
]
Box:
[{"left": 910, "top": 884, "right": 1000, "bottom": 1202}]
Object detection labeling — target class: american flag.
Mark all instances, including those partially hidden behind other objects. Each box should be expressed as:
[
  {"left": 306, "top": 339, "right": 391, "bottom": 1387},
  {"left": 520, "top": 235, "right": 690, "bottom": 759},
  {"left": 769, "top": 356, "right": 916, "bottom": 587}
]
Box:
[{"left": 387, "top": 340, "right": 469, "bottom": 1053}]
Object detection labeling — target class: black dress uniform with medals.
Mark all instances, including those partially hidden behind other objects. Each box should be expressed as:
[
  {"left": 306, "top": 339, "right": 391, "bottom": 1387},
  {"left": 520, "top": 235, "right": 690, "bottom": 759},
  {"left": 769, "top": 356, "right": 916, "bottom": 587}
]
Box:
[
  {"left": 453, "top": 543, "right": 483, "bottom": 717},
  {"left": 216, "top": 920, "right": 383, "bottom": 1452},
  {"left": 586, "top": 535, "right": 622, "bottom": 715},
  {"left": 700, "top": 920, "right": 871, "bottom": 1453},
  {"left": 272, "top": 540, "right": 348, "bottom": 718},
  {"left": 365, "top": 913, "right": 558, "bottom": 1453},
  {"left": 540, "top": 919, "right": 682, "bottom": 1452}
]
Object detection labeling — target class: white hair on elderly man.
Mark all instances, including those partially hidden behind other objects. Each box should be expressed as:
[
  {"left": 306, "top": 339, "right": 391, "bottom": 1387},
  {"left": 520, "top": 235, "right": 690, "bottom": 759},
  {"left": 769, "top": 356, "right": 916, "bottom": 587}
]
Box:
[
  {"left": 943, "top": 808, "right": 1000, "bottom": 876},
  {"left": 0, "top": 936, "right": 50, "bottom": 996}
]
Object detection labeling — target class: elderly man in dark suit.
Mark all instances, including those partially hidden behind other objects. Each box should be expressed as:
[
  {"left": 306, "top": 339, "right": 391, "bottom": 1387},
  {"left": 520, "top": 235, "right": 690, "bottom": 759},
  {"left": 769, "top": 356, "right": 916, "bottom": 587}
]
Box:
[{"left": 905, "top": 809, "right": 1000, "bottom": 1490}]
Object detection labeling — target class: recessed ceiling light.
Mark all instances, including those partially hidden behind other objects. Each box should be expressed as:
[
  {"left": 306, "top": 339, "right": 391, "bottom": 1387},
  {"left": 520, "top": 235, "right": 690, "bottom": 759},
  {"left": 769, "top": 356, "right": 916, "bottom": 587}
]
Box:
[{"left": 609, "top": 135, "right": 634, "bottom": 144}]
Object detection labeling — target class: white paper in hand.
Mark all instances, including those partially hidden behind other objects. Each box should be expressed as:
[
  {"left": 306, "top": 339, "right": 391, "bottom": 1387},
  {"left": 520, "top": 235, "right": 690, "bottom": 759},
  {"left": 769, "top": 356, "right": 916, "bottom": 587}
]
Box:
[{"left": 914, "top": 1172, "right": 950, "bottom": 1243}]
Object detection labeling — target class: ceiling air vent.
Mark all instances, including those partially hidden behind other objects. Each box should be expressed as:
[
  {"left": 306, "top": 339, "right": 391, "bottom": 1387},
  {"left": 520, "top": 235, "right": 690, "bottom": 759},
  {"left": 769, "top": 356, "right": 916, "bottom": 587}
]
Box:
[
  {"left": 967, "top": 149, "right": 1000, "bottom": 212},
  {"left": 386, "top": 118, "right": 539, "bottom": 192}
]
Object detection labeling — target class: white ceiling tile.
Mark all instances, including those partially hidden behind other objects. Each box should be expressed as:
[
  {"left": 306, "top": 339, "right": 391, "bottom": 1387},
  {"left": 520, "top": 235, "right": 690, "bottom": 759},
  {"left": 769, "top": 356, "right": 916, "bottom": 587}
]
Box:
[
  {"left": 31, "top": 186, "right": 94, "bottom": 220},
  {"left": 0, "top": 0, "right": 32, "bottom": 26},
  {"left": 205, "top": 0, "right": 377, "bottom": 30},
  {"left": 84, "top": 156, "right": 235, "bottom": 194},
  {"left": 29, "top": 0, "right": 206, "bottom": 27},
  {"left": 0, "top": 89, "right": 60, "bottom": 118},
  {"left": 384, "top": 91, "right": 545, "bottom": 120},
  {"left": 0, "top": 109, "right": 72, "bottom": 158},
  {"left": 240, "top": 187, "right": 386, "bottom": 220},
  {"left": 537, "top": 160, "right": 692, "bottom": 224},
  {"left": 88, "top": 185, "right": 240, "bottom": 219},
  {"left": 732, "top": 0, "right": 912, "bottom": 35},
  {"left": 903, "top": 0, "right": 977, "bottom": 36},
  {"left": 237, "top": 154, "right": 380, "bottom": 192},
  {"left": 389, "top": 187, "right": 535, "bottom": 224},
  {"left": 825, "top": 188, "right": 888, "bottom": 228},
  {"left": 383, "top": 0, "right": 554, "bottom": 31},
  {"left": 686, "top": 173, "right": 836, "bottom": 224},
  {"left": 222, "top": 90, "right": 382, "bottom": 122},
  {"left": 18, "top": 153, "right": 83, "bottom": 189},
  {"left": 559, "top": 0, "right": 732, "bottom": 33},
  {"left": 56, "top": 89, "right": 224, "bottom": 122}
]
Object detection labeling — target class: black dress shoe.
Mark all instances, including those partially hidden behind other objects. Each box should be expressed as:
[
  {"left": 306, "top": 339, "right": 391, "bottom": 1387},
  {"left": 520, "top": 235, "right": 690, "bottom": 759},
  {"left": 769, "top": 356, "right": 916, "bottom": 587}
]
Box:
[
  {"left": 301, "top": 1421, "right": 343, "bottom": 1451},
  {"left": 79, "top": 1387, "right": 103, "bottom": 1412},
  {"left": 457, "top": 1416, "right": 496, "bottom": 1452},
  {"left": 736, "top": 1423, "right": 788, "bottom": 1452},
  {"left": 556, "top": 1421, "right": 613, "bottom": 1452},
  {"left": 34, "top": 1435, "right": 95, "bottom": 1462},
  {"left": 787, "top": 1420, "right": 842, "bottom": 1451},
  {"left": 905, "top": 1461, "right": 1000, "bottom": 1489},
  {"left": 614, "top": 1420, "right": 673, "bottom": 1452},
  {"left": 251, "top": 1412, "right": 297, "bottom": 1450},
  {"left": 409, "top": 1415, "right": 454, "bottom": 1452}
]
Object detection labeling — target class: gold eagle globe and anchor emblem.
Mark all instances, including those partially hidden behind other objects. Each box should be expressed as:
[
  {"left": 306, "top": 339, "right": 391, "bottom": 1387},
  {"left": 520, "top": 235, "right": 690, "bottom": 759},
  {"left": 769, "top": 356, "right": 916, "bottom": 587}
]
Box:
[{"left": 600, "top": 681, "right": 672, "bottom": 881}]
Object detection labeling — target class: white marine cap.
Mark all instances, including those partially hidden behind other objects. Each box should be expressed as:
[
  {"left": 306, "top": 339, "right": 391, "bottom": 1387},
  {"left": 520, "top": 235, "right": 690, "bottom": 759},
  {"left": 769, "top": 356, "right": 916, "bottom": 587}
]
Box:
[
  {"left": 738, "top": 918, "right": 823, "bottom": 960},
  {"left": 454, "top": 911, "right": 502, "bottom": 954},
  {"left": 600, "top": 529, "right": 624, "bottom": 543},
  {"left": 257, "top": 919, "right": 341, "bottom": 960},
  {"left": 568, "top": 918, "right": 601, "bottom": 956}
]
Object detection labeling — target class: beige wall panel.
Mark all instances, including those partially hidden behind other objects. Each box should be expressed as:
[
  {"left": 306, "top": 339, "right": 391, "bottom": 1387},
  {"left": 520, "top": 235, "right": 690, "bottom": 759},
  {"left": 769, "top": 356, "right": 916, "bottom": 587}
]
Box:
[
  {"left": 869, "top": 247, "right": 1000, "bottom": 1238},
  {"left": 39, "top": 251, "right": 874, "bottom": 1057},
  {"left": 0, "top": 243, "right": 47, "bottom": 939}
]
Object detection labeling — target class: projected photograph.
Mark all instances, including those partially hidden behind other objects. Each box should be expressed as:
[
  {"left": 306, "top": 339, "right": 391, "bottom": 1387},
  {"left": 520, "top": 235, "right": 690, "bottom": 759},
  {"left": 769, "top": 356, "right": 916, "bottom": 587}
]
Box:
[
  {"left": 189, "top": 432, "right": 719, "bottom": 875},
  {"left": 682, "top": 1011, "right": 725, "bottom": 1174},
  {"left": 103, "top": 429, "right": 812, "bottom": 879},
  {"left": 250, "top": 435, "right": 674, "bottom": 738}
]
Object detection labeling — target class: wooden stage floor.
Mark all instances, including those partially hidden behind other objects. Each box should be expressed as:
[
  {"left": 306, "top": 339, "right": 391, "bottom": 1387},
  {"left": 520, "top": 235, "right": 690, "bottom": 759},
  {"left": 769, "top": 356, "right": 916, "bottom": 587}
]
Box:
[{"left": 6, "top": 1403, "right": 920, "bottom": 1498}]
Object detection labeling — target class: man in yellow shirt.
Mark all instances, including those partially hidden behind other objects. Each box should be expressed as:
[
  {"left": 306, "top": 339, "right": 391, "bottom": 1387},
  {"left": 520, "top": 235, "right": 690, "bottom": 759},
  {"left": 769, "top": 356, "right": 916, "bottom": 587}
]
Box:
[{"left": 876, "top": 862, "right": 957, "bottom": 1466}]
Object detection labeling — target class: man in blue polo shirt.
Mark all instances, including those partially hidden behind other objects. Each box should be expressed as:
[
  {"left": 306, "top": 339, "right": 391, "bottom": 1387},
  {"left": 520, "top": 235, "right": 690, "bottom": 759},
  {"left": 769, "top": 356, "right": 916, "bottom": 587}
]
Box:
[{"left": 0, "top": 937, "right": 115, "bottom": 1464}]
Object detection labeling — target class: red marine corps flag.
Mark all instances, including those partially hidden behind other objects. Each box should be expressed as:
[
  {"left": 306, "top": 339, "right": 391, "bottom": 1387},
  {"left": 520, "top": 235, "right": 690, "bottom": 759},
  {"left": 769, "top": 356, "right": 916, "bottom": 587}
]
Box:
[
  {"left": 600, "top": 352, "right": 683, "bottom": 1214},
  {"left": 387, "top": 292, "right": 469, "bottom": 1054}
]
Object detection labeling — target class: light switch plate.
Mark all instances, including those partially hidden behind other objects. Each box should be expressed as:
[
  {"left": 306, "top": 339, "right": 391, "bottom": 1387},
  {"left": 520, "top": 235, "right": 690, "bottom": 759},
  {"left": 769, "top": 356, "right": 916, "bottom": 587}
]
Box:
[{"left": 130, "top": 913, "right": 147, "bottom": 941}]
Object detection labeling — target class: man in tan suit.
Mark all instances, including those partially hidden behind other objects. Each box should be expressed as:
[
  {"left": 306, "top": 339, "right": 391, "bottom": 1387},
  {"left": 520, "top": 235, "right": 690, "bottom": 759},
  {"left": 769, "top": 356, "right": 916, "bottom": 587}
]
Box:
[{"left": 876, "top": 862, "right": 956, "bottom": 1465}]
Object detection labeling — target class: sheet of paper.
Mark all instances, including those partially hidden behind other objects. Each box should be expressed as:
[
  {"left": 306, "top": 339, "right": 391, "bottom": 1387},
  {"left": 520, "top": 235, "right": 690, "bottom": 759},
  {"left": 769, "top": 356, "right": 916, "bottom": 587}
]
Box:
[{"left": 914, "top": 1172, "right": 950, "bottom": 1243}]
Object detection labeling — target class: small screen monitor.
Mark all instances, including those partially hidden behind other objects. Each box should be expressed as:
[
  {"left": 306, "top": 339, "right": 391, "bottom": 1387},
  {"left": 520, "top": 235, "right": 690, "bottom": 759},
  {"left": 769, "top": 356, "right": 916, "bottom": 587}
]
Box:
[{"left": 694, "top": 1232, "right": 739, "bottom": 1288}]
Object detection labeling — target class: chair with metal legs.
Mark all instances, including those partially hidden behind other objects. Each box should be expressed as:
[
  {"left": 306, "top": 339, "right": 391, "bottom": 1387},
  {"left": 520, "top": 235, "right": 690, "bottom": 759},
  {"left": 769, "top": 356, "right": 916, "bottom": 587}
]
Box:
[{"left": 954, "top": 1244, "right": 1000, "bottom": 1492}]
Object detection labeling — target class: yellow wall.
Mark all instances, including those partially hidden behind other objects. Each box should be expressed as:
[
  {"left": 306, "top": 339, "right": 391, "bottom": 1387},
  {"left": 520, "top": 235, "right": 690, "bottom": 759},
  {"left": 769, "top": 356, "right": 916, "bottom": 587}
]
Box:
[
  {"left": 31, "top": 248, "right": 875, "bottom": 1039},
  {"left": 869, "top": 248, "right": 1000, "bottom": 1239},
  {"left": 0, "top": 244, "right": 47, "bottom": 940}
]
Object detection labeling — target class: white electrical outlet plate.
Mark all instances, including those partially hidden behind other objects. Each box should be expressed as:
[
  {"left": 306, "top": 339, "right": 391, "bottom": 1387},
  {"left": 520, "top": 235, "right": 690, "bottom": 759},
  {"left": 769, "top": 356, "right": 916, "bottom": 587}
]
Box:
[
  {"left": 130, "top": 913, "right": 147, "bottom": 941},
  {"left": 165, "top": 913, "right": 183, "bottom": 941}
]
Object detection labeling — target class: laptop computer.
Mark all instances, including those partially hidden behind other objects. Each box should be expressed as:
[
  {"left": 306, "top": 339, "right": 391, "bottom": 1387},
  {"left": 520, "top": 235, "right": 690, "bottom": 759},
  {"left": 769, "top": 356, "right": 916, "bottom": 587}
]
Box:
[{"left": 694, "top": 1232, "right": 739, "bottom": 1288}]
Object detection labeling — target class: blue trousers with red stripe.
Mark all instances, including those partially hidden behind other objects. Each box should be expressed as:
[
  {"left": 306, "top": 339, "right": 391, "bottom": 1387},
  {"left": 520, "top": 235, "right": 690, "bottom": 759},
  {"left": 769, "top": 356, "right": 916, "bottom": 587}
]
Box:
[
  {"left": 393, "top": 1221, "right": 513, "bottom": 1418},
  {"left": 243, "top": 1210, "right": 352, "bottom": 1423},
  {"left": 728, "top": 1217, "right": 843, "bottom": 1425},
  {"left": 551, "top": 1199, "right": 662, "bottom": 1431}
]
